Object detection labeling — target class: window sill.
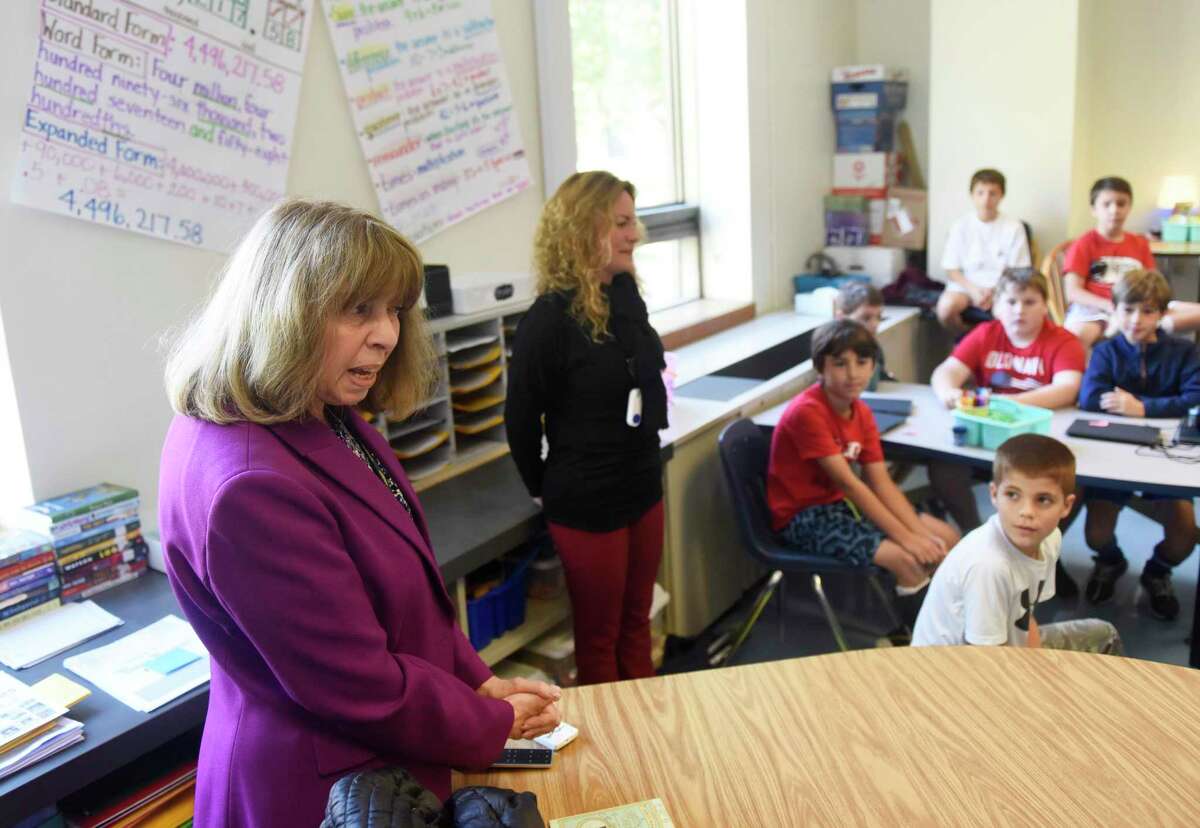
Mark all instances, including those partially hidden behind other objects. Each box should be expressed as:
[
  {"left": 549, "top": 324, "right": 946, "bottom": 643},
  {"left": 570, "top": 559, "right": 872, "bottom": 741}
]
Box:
[{"left": 651, "top": 299, "right": 756, "bottom": 351}]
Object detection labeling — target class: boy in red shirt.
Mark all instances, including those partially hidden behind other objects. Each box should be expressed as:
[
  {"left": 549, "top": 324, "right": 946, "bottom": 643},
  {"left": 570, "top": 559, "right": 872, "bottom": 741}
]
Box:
[
  {"left": 1063, "top": 176, "right": 1200, "bottom": 348},
  {"left": 767, "top": 320, "right": 959, "bottom": 628},
  {"left": 928, "top": 268, "right": 1085, "bottom": 525}
]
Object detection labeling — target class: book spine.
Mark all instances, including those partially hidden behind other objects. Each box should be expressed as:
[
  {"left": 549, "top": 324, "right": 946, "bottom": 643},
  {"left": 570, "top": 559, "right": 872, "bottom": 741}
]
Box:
[
  {"left": 58, "top": 537, "right": 138, "bottom": 574},
  {"left": 0, "top": 577, "right": 59, "bottom": 610},
  {"left": 60, "top": 548, "right": 135, "bottom": 591},
  {"left": 27, "top": 487, "right": 139, "bottom": 525},
  {"left": 0, "top": 562, "right": 57, "bottom": 595},
  {"left": 0, "top": 588, "right": 61, "bottom": 620},
  {"left": 54, "top": 518, "right": 141, "bottom": 556},
  {"left": 56, "top": 530, "right": 142, "bottom": 568},
  {"left": 0, "top": 550, "right": 56, "bottom": 582},
  {"left": 64, "top": 560, "right": 147, "bottom": 602},
  {"left": 0, "top": 597, "right": 61, "bottom": 630},
  {"left": 0, "top": 539, "right": 55, "bottom": 568},
  {"left": 49, "top": 501, "right": 141, "bottom": 540}
]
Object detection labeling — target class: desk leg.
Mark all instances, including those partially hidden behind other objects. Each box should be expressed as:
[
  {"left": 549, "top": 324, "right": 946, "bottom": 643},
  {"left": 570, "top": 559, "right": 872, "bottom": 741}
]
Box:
[{"left": 1192, "top": 566, "right": 1200, "bottom": 668}]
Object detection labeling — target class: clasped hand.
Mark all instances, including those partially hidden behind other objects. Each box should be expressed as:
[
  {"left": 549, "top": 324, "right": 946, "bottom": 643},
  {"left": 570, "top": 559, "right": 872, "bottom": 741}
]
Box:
[
  {"left": 1099, "top": 387, "right": 1145, "bottom": 418},
  {"left": 477, "top": 676, "right": 562, "bottom": 740}
]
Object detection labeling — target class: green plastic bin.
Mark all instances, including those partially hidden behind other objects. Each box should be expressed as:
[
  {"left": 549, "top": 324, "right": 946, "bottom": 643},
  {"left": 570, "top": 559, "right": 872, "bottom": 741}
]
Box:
[{"left": 952, "top": 397, "right": 1052, "bottom": 450}]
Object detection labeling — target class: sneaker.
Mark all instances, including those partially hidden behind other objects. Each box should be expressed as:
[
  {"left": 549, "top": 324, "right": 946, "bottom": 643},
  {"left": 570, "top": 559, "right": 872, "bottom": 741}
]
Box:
[
  {"left": 1085, "top": 556, "right": 1128, "bottom": 604},
  {"left": 1140, "top": 570, "right": 1180, "bottom": 621}
]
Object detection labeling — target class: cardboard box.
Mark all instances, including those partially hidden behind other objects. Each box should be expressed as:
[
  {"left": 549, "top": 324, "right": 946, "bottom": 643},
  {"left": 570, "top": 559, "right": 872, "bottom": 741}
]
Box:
[
  {"left": 881, "top": 187, "right": 927, "bottom": 251},
  {"left": 834, "top": 110, "right": 896, "bottom": 152},
  {"left": 830, "top": 81, "right": 908, "bottom": 113},
  {"left": 833, "top": 152, "right": 899, "bottom": 197},
  {"left": 824, "top": 194, "right": 868, "bottom": 246},
  {"left": 823, "top": 245, "right": 906, "bottom": 289},
  {"left": 831, "top": 64, "right": 908, "bottom": 83}
]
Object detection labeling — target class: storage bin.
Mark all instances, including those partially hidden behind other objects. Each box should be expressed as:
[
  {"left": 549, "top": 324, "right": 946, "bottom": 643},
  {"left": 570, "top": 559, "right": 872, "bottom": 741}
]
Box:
[
  {"left": 792, "top": 273, "right": 870, "bottom": 295},
  {"left": 1162, "top": 220, "right": 1190, "bottom": 243},
  {"left": 467, "top": 552, "right": 533, "bottom": 650},
  {"left": 952, "top": 398, "right": 1052, "bottom": 450},
  {"left": 830, "top": 80, "right": 908, "bottom": 113},
  {"left": 822, "top": 245, "right": 906, "bottom": 289},
  {"left": 449, "top": 271, "right": 534, "bottom": 314},
  {"left": 835, "top": 109, "right": 896, "bottom": 152}
]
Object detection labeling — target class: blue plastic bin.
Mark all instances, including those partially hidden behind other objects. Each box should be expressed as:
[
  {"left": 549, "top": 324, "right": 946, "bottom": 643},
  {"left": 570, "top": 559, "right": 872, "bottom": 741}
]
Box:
[
  {"left": 793, "top": 273, "right": 871, "bottom": 294},
  {"left": 466, "top": 553, "right": 533, "bottom": 650},
  {"left": 835, "top": 110, "right": 896, "bottom": 152},
  {"left": 952, "top": 398, "right": 1052, "bottom": 450}
]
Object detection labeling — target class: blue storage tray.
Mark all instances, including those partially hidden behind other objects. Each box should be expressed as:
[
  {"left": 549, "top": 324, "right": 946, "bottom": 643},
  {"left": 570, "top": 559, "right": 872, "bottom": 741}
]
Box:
[
  {"left": 466, "top": 552, "right": 533, "bottom": 650},
  {"left": 793, "top": 273, "right": 871, "bottom": 294},
  {"left": 952, "top": 398, "right": 1052, "bottom": 450}
]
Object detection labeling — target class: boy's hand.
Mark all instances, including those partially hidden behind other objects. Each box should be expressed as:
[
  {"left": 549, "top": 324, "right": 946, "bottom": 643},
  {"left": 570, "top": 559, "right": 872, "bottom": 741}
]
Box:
[
  {"left": 1100, "top": 387, "right": 1145, "bottom": 418},
  {"left": 902, "top": 532, "right": 946, "bottom": 566},
  {"left": 971, "top": 286, "right": 994, "bottom": 311},
  {"left": 940, "top": 389, "right": 963, "bottom": 409}
]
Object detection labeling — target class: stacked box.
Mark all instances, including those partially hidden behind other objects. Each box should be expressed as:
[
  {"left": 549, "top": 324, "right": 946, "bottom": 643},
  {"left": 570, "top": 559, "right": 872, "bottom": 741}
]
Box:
[
  {"left": 0, "top": 528, "right": 60, "bottom": 628},
  {"left": 15, "top": 483, "right": 149, "bottom": 602}
]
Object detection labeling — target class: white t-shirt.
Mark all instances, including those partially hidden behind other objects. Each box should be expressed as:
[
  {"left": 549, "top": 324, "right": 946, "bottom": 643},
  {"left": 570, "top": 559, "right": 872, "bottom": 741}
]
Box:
[
  {"left": 940, "top": 212, "right": 1032, "bottom": 290},
  {"left": 912, "top": 515, "right": 1058, "bottom": 647}
]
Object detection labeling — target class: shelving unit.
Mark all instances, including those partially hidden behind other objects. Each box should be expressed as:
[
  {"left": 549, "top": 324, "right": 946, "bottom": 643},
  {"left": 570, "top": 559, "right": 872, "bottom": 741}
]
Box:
[
  {"left": 367, "top": 299, "right": 534, "bottom": 492},
  {"left": 477, "top": 594, "right": 572, "bottom": 667}
]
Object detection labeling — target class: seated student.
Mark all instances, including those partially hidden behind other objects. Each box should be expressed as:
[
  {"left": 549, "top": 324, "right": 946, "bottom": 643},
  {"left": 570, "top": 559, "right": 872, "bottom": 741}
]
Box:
[
  {"left": 936, "top": 168, "right": 1032, "bottom": 334},
  {"left": 833, "top": 282, "right": 892, "bottom": 390},
  {"left": 1077, "top": 269, "right": 1200, "bottom": 619},
  {"left": 767, "top": 320, "right": 960, "bottom": 628},
  {"left": 912, "top": 434, "right": 1121, "bottom": 654},
  {"left": 929, "top": 268, "right": 1086, "bottom": 532},
  {"left": 1064, "top": 176, "right": 1200, "bottom": 349}
]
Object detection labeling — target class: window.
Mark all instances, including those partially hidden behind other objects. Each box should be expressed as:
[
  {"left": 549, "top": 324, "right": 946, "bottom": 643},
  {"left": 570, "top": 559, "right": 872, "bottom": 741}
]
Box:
[{"left": 536, "top": 0, "right": 701, "bottom": 313}]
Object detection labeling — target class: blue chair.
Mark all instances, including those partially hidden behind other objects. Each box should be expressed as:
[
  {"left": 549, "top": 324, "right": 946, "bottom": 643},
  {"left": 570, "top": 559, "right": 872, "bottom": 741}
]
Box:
[{"left": 716, "top": 418, "right": 901, "bottom": 662}]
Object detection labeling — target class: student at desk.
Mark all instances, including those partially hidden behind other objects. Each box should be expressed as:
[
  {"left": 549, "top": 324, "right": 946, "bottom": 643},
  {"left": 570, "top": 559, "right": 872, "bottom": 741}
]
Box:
[
  {"left": 1078, "top": 269, "right": 1200, "bottom": 619},
  {"left": 158, "top": 201, "right": 560, "bottom": 827},
  {"left": 929, "top": 268, "right": 1085, "bottom": 532}
]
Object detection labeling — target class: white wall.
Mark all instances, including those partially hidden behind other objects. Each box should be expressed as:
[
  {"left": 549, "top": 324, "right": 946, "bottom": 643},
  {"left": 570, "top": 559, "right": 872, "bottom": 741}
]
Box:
[
  {"left": 854, "top": 0, "right": 930, "bottom": 181},
  {"left": 0, "top": 4, "right": 544, "bottom": 527},
  {"left": 928, "top": 0, "right": 1079, "bottom": 278},
  {"left": 1070, "top": 0, "right": 1200, "bottom": 237}
]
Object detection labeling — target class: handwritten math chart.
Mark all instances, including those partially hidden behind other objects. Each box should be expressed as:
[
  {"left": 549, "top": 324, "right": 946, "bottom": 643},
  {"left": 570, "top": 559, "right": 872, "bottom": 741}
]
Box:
[
  {"left": 323, "top": 0, "right": 530, "bottom": 243},
  {"left": 11, "top": 0, "right": 314, "bottom": 252}
]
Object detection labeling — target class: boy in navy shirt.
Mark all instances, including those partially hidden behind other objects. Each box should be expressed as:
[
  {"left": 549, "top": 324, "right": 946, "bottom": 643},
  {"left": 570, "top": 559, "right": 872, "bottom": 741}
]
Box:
[{"left": 1079, "top": 269, "right": 1200, "bottom": 619}]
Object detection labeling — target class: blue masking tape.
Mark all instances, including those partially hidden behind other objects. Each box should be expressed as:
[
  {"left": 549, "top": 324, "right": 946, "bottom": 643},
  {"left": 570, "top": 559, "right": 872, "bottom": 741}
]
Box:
[{"left": 146, "top": 647, "right": 200, "bottom": 675}]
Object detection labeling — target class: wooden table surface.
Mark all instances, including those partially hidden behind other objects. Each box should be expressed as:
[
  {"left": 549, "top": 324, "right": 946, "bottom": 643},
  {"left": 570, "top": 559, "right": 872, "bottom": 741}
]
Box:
[{"left": 455, "top": 647, "right": 1200, "bottom": 826}]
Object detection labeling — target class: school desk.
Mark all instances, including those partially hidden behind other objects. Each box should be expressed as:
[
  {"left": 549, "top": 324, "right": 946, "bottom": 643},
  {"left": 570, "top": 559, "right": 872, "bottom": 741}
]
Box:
[
  {"left": 455, "top": 647, "right": 1200, "bottom": 824},
  {"left": 756, "top": 382, "right": 1200, "bottom": 668}
]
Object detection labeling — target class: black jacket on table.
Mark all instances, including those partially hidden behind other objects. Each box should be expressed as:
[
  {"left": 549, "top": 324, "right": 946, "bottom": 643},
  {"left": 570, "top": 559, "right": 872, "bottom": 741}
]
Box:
[{"left": 505, "top": 273, "right": 667, "bottom": 533}]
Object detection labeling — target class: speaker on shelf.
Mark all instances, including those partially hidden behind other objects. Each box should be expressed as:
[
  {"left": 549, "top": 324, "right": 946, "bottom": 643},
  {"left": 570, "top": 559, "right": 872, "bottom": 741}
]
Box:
[{"left": 423, "top": 264, "right": 452, "bottom": 319}]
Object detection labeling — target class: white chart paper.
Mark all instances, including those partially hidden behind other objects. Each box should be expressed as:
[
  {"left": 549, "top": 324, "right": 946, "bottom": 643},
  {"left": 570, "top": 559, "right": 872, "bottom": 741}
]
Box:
[
  {"left": 12, "top": 0, "right": 315, "bottom": 251},
  {"left": 0, "top": 600, "right": 124, "bottom": 670},
  {"left": 322, "top": 0, "right": 531, "bottom": 242}
]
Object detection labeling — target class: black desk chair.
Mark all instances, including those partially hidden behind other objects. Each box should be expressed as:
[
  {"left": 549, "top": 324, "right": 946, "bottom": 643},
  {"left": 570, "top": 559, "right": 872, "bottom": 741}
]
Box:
[{"left": 715, "top": 418, "right": 901, "bottom": 664}]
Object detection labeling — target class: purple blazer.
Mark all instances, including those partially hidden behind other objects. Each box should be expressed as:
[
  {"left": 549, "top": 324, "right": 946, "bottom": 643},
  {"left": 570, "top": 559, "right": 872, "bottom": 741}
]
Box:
[{"left": 158, "top": 411, "right": 512, "bottom": 827}]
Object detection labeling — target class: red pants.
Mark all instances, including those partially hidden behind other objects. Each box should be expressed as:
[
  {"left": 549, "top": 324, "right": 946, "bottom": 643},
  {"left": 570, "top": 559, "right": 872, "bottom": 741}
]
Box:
[{"left": 547, "top": 500, "right": 664, "bottom": 685}]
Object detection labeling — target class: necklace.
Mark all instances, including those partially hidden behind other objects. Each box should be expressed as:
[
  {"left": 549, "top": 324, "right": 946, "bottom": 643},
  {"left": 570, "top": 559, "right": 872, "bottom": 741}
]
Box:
[{"left": 327, "top": 408, "right": 414, "bottom": 519}]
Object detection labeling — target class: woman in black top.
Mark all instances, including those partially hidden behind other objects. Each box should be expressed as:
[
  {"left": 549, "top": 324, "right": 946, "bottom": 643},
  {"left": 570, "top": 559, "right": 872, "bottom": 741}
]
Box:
[{"left": 505, "top": 171, "right": 668, "bottom": 685}]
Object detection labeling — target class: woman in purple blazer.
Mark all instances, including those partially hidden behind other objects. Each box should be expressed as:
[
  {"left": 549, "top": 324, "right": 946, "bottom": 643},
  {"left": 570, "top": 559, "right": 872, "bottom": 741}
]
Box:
[{"left": 158, "top": 200, "right": 560, "bottom": 827}]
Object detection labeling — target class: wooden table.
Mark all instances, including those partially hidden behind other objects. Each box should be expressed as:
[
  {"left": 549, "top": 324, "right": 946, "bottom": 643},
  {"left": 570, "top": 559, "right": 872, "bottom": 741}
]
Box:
[{"left": 455, "top": 647, "right": 1200, "bottom": 825}]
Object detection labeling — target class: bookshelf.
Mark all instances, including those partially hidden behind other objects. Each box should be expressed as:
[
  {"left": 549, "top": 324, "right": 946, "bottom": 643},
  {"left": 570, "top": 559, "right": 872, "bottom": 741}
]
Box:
[{"left": 366, "top": 299, "right": 534, "bottom": 492}]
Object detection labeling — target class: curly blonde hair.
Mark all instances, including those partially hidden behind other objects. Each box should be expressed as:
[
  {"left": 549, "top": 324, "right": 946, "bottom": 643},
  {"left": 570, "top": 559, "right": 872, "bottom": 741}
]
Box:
[
  {"left": 164, "top": 199, "right": 437, "bottom": 424},
  {"left": 533, "top": 171, "right": 643, "bottom": 340}
]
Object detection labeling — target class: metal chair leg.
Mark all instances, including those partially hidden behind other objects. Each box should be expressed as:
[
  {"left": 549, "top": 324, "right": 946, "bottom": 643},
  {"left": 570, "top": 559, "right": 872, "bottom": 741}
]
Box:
[
  {"left": 709, "top": 571, "right": 784, "bottom": 667},
  {"left": 868, "top": 572, "right": 906, "bottom": 633},
  {"left": 812, "top": 573, "right": 850, "bottom": 652}
]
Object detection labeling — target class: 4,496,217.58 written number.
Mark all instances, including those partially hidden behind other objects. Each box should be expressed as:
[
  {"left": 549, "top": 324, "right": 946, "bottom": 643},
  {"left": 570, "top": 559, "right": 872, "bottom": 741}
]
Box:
[{"left": 58, "top": 190, "right": 204, "bottom": 245}]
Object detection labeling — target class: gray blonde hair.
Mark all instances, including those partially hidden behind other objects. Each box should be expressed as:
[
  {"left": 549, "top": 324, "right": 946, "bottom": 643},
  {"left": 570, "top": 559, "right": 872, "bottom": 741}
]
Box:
[{"left": 164, "top": 199, "right": 436, "bottom": 424}]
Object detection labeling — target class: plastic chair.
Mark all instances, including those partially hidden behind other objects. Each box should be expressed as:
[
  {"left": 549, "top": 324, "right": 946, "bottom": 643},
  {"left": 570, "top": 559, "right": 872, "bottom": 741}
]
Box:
[
  {"left": 715, "top": 418, "right": 901, "bottom": 663},
  {"left": 1040, "top": 238, "right": 1074, "bottom": 326}
]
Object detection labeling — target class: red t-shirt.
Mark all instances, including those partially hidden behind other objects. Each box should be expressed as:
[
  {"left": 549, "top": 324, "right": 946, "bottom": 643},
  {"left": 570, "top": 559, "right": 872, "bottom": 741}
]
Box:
[
  {"left": 767, "top": 383, "right": 884, "bottom": 531},
  {"left": 1062, "top": 229, "right": 1156, "bottom": 301},
  {"left": 951, "top": 320, "right": 1085, "bottom": 394}
]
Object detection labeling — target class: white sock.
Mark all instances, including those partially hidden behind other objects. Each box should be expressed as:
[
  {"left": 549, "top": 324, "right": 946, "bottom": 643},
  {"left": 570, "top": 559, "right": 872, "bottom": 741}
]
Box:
[{"left": 896, "top": 577, "right": 930, "bottom": 596}]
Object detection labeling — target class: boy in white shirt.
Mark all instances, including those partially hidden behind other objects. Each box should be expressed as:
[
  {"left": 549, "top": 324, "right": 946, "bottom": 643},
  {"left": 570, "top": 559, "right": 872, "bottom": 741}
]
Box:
[
  {"left": 912, "top": 434, "right": 1120, "bottom": 653},
  {"left": 937, "top": 169, "right": 1032, "bottom": 334}
]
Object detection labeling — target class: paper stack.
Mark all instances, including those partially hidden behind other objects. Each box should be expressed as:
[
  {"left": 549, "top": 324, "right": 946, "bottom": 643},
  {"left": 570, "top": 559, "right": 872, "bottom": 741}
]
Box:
[
  {"left": 14, "top": 483, "right": 150, "bottom": 602},
  {"left": 64, "top": 759, "right": 197, "bottom": 828},
  {"left": 0, "top": 672, "right": 86, "bottom": 780},
  {"left": 0, "top": 528, "right": 61, "bottom": 629}
]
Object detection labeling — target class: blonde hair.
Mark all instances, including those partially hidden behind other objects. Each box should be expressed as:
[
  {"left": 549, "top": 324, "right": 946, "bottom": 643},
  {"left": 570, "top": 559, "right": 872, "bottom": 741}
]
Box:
[
  {"left": 533, "top": 171, "right": 642, "bottom": 340},
  {"left": 164, "top": 199, "right": 436, "bottom": 424}
]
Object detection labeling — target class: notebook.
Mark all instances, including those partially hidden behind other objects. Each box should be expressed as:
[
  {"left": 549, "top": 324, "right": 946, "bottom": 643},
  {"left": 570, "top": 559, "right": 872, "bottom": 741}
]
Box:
[
  {"left": 873, "top": 412, "right": 906, "bottom": 435},
  {"left": 1066, "top": 418, "right": 1161, "bottom": 446},
  {"left": 861, "top": 396, "right": 913, "bottom": 417}
]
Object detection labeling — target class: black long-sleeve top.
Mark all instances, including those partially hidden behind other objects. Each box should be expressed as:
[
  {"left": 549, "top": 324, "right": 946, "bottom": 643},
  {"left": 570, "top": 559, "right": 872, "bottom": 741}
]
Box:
[{"left": 504, "top": 274, "right": 666, "bottom": 532}]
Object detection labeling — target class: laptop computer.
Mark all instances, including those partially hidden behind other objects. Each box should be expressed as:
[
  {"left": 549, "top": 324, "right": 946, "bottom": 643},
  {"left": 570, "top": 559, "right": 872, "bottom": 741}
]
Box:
[
  {"left": 1066, "top": 418, "right": 1162, "bottom": 447},
  {"left": 861, "top": 397, "right": 913, "bottom": 417},
  {"left": 1179, "top": 421, "right": 1200, "bottom": 445}
]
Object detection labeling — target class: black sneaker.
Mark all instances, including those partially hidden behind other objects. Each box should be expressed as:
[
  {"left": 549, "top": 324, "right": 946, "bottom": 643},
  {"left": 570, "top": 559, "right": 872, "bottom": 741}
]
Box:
[
  {"left": 1140, "top": 570, "right": 1180, "bottom": 621},
  {"left": 1085, "top": 557, "right": 1128, "bottom": 604}
]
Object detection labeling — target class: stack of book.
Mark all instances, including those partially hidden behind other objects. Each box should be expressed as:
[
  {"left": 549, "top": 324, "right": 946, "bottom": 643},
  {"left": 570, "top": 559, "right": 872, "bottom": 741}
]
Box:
[
  {"left": 15, "top": 484, "right": 149, "bottom": 602},
  {"left": 0, "top": 528, "right": 61, "bottom": 628},
  {"left": 0, "top": 672, "right": 86, "bottom": 780}
]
